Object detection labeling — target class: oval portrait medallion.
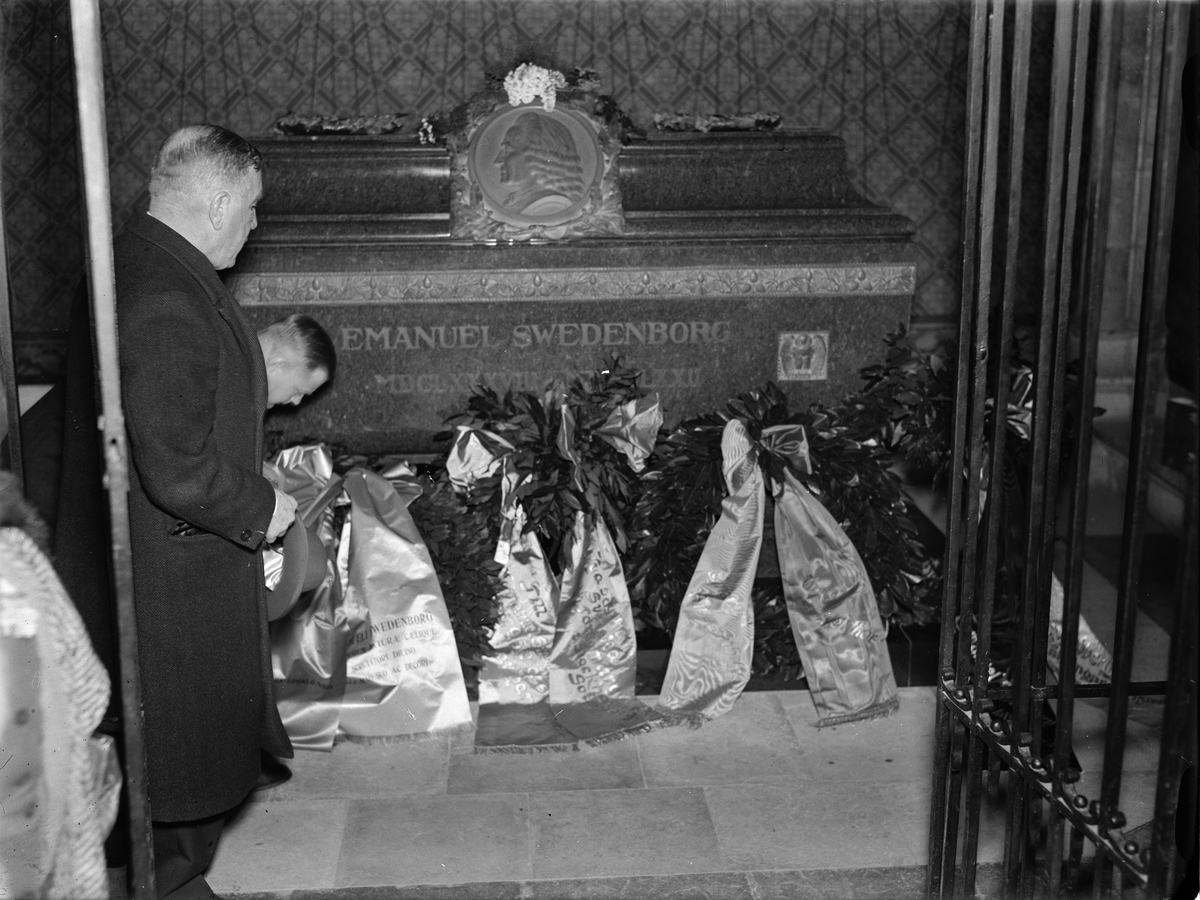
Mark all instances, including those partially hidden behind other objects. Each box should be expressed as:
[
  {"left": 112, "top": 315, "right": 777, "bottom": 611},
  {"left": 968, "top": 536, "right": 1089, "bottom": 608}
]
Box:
[{"left": 467, "top": 105, "right": 603, "bottom": 229}]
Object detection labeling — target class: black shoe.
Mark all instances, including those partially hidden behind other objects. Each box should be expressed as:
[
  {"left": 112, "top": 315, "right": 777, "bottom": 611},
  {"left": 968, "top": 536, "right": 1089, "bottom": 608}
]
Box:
[{"left": 253, "top": 752, "right": 292, "bottom": 792}]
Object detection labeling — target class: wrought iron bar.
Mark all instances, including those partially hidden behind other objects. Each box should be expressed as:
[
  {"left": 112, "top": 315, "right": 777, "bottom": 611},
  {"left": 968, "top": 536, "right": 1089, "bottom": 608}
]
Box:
[
  {"left": 1048, "top": 807, "right": 1065, "bottom": 896},
  {"left": 1143, "top": 5, "right": 1196, "bottom": 897},
  {"left": 1067, "top": 823, "right": 1084, "bottom": 890},
  {"left": 1004, "top": 768, "right": 1027, "bottom": 897},
  {"left": 927, "top": 0, "right": 992, "bottom": 894},
  {"left": 1035, "top": 0, "right": 1092, "bottom": 717},
  {"left": 940, "top": 677, "right": 1151, "bottom": 886},
  {"left": 966, "top": 3, "right": 1009, "bottom": 891},
  {"left": 1091, "top": 854, "right": 1107, "bottom": 900},
  {"left": 963, "top": 1, "right": 1035, "bottom": 895},
  {"left": 1055, "top": 0, "right": 1120, "bottom": 869},
  {"left": 941, "top": 715, "right": 966, "bottom": 897},
  {"left": 960, "top": 728, "right": 986, "bottom": 900},
  {"left": 1101, "top": 0, "right": 1171, "bottom": 844},
  {"left": 958, "top": 0, "right": 1007, "bottom": 700},
  {"left": 1001, "top": 0, "right": 1082, "bottom": 893},
  {"left": 1015, "top": 0, "right": 1078, "bottom": 758},
  {"left": 988, "top": 741, "right": 1002, "bottom": 800}
]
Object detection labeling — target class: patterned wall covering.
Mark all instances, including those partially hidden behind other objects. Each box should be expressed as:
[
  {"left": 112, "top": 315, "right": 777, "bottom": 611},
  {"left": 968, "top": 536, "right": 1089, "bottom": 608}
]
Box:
[{"left": 3, "top": 0, "right": 969, "bottom": 380}]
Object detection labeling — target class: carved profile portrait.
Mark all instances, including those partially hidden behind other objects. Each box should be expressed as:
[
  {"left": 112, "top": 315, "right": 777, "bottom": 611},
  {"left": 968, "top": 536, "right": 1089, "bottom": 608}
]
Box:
[
  {"left": 457, "top": 104, "right": 619, "bottom": 238},
  {"left": 495, "top": 112, "right": 587, "bottom": 216}
]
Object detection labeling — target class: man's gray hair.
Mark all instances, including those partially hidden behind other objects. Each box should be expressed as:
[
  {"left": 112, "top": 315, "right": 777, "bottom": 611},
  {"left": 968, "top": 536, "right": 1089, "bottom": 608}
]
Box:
[{"left": 149, "top": 124, "right": 263, "bottom": 203}]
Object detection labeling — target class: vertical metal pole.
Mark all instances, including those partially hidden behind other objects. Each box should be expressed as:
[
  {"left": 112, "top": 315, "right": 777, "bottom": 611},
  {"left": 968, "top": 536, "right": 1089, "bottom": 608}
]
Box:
[
  {"left": 0, "top": 183, "right": 21, "bottom": 491},
  {"left": 928, "top": 3, "right": 990, "bottom": 896},
  {"left": 1048, "top": 807, "right": 1065, "bottom": 896},
  {"left": 1055, "top": 0, "right": 1121, "bottom": 854},
  {"left": 0, "top": 15, "right": 22, "bottom": 490},
  {"left": 962, "top": 1, "right": 1035, "bottom": 895},
  {"left": 1004, "top": 1, "right": 1082, "bottom": 892},
  {"left": 1067, "top": 824, "right": 1084, "bottom": 890},
  {"left": 66, "top": 1, "right": 156, "bottom": 898},
  {"left": 1101, "top": 0, "right": 1172, "bottom": 840},
  {"left": 956, "top": 5, "right": 1006, "bottom": 891},
  {"left": 1015, "top": 0, "right": 1079, "bottom": 749},
  {"left": 941, "top": 719, "right": 966, "bottom": 897},
  {"left": 1027, "top": 8, "right": 1092, "bottom": 895},
  {"left": 1035, "top": 0, "right": 1092, "bottom": 709},
  {"left": 1144, "top": 6, "right": 1195, "bottom": 896}
]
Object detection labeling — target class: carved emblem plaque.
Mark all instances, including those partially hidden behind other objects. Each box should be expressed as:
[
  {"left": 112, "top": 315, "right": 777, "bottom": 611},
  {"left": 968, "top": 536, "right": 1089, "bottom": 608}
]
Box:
[
  {"left": 449, "top": 103, "right": 624, "bottom": 241},
  {"left": 777, "top": 331, "right": 830, "bottom": 381}
]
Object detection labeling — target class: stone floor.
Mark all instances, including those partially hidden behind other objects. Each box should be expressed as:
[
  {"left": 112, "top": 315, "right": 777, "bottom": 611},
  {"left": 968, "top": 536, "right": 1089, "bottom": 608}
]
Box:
[{"left": 185, "top": 671, "right": 1164, "bottom": 900}]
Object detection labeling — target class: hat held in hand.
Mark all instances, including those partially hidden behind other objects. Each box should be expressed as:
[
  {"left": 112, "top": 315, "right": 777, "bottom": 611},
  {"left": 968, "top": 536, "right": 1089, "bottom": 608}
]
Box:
[{"left": 267, "top": 517, "right": 328, "bottom": 621}]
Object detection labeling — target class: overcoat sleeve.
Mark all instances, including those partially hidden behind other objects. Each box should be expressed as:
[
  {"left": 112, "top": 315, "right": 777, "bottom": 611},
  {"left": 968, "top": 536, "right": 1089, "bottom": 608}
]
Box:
[{"left": 118, "top": 288, "right": 275, "bottom": 547}]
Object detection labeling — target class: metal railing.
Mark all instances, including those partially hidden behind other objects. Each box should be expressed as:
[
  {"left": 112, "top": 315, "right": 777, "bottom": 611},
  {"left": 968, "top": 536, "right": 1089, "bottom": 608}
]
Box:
[{"left": 926, "top": 0, "right": 1196, "bottom": 898}]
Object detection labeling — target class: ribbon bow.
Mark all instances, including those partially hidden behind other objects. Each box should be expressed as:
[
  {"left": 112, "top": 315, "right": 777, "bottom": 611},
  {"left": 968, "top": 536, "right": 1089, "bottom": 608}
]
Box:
[
  {"left": 761, "top": 423, "right": 811, "bottom": 479},
  {"left": 555, "top": 393, "right": 663, "bottom": 491},
  {"left": 595, "top": 394, "right": 663, "bottom": 473}
]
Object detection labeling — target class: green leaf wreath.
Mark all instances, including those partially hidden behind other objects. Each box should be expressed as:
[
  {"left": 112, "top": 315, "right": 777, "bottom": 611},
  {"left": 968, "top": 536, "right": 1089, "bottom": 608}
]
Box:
[
  {"left": 627, "top": 365, "right": 945, "bottom": 678},
  {"left": 438, "top": 354, "right": 647, "bottom": 570}
]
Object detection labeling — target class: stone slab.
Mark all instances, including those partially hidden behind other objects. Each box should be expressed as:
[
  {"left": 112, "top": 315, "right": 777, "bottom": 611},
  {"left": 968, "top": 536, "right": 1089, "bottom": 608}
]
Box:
[
  {"left": 335, "top": 794, "right": 533, "bottom": 887},
  {"left": 236, "top": 260, "right": 913, "bottom": 454},
  {"left": 252, "top": 131, "right": 904, "bottom": 219},
  {"left": 237, "top": 129, "right": 915, "bottom": 455}
]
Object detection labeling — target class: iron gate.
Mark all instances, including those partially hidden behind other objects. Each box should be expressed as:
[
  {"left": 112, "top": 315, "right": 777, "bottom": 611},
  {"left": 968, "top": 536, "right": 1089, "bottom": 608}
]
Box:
[{"left": 925, "top": 0, "right": 1196, "bottom": 898}]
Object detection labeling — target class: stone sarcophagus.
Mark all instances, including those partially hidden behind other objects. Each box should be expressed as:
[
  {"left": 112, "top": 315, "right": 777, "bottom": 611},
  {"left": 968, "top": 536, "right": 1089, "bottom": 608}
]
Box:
[{"left": 228, "top": 129, "right": 915, "bottom": 454}]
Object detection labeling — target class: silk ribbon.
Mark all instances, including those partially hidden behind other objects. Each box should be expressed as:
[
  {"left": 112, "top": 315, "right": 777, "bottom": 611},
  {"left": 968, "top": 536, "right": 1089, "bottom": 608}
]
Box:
[
  {"left": 658, "top": 418, "right": 762, "bottom": 718},
  {"left": 773, "top": 465, "right": 900, "bottom": 726},
  {"left": 336, "top": 468, "right": 474, "bottom": 742},
  {"left": 266, "top": 445, "right": 348, "bottom": 751}
]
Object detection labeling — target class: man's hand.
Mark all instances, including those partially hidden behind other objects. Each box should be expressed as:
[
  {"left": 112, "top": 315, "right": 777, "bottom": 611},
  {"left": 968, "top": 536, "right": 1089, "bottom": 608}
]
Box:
[{"left": 265, "top": 488, "right": 298, "bottom": 543}]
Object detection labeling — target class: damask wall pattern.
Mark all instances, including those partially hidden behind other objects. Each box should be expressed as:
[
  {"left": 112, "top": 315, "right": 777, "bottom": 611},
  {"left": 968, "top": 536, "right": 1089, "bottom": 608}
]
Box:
[{"left": 2, "top": 0, "right": 969, "bottom": 379}]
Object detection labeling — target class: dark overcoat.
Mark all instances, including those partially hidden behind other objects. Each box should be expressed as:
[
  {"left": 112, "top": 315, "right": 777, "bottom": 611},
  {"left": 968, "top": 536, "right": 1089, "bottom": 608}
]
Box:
[{"left": 57, "top": 210, "right": 292, "bottom": 822}]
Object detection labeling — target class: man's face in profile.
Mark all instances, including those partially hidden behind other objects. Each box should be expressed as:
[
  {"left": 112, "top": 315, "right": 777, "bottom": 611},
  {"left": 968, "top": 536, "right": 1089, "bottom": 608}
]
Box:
[
  {"left": 211, "top": 169, "right": 262, "bottom": 270},
  {"left": 266, "top": 343, "right": 328, "bottom": 408},
  {"left": 496, "top": 128, "right": 533, "bottom": 185}
]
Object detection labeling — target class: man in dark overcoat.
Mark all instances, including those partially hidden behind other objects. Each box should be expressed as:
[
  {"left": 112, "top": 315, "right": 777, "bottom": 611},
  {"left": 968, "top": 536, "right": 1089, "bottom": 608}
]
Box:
[{"left": 56, "top": 124, "right": 298, "bottom": 899}]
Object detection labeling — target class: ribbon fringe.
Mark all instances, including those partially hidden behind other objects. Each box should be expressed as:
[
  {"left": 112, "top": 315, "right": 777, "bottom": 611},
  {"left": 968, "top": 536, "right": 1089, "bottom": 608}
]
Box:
[
  {"left": 334, "top": 720, "right": 477, "bottom": 747},
  {"left": 812, "top": 695, "right": 901, "bottom": 729},
  {"left": 472, "top": 741, "right": 581, "bottom": 755},
  {"left": 577, "top": 710, "right": 703, "bottom": 747}
]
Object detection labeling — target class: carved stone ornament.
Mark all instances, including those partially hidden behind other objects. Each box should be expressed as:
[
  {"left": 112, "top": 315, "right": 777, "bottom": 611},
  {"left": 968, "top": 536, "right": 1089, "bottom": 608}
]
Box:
[{"left": 448, "top": 98, "right": 625, "bottom": 242}]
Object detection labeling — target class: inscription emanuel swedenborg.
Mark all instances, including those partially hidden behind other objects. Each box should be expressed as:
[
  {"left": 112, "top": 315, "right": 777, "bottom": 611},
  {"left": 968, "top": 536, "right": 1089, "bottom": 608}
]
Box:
[
  {"left": 341, "top": 318, "right": 727, "bottom": 397},
  {"left": 234, "top": 263, "right": 915, "bottom": 452}
]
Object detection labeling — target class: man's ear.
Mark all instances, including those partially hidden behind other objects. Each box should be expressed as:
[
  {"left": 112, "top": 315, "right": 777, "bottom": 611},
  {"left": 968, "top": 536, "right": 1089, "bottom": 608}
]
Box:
[{"left": 208, "top": 190, "right": 231, "bottom": 230}]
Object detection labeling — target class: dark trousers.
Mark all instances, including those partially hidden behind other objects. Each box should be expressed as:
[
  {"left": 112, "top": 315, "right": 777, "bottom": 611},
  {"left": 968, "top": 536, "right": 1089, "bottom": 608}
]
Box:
[{"left": 152, "top": 813, "right": 225, "bottom": 899}]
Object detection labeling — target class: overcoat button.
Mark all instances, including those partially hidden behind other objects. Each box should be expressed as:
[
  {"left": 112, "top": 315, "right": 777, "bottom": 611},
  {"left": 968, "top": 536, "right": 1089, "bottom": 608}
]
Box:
[{"left": 241, "top": 529, "right": 252, "bottom": 542}]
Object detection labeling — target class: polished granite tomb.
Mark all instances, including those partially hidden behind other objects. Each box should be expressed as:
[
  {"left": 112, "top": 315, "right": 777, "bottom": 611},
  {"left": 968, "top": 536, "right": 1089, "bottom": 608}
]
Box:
[{"left": 228, "top": 131, "right": 915, "bottom": 454}]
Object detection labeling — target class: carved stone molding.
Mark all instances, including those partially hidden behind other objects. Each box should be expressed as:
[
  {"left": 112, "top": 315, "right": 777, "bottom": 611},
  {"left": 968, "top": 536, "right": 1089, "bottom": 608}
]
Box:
[{"left": 230, "top": 264, "right": 916, "bottom": 307}]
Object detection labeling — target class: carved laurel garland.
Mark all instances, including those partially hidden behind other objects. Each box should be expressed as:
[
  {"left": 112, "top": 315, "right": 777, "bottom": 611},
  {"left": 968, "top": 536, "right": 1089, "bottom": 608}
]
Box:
[{"left": 230, "top": 264, "right": 917, "bottom": 306}]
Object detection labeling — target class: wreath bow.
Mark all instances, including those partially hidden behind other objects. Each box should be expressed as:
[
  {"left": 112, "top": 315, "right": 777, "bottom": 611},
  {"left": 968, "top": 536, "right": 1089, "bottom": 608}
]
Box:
[{"left": 761, "top": 423, "right": 811, "bottom": 482}]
